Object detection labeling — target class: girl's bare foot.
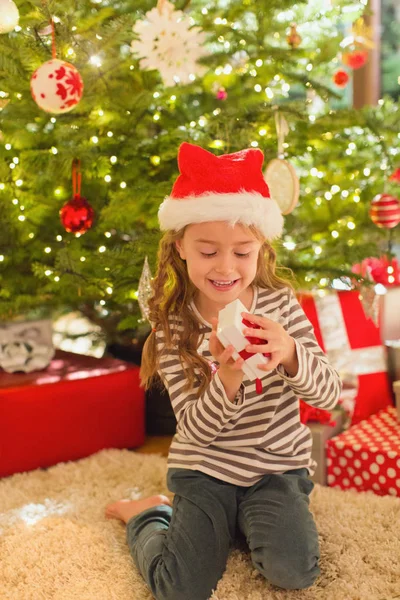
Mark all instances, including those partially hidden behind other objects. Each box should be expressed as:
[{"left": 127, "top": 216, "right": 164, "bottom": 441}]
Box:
[{"left": 105, "top": 494, "right": 172, "bottom": 524}]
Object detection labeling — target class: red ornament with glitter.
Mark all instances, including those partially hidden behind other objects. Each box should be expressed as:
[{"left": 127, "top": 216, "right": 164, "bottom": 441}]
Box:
[
  {"left": 369, "top": 193, "right": 400, "bottom": 229},
  {"left": 60, "top": 160, "right": 94, "bottom": 234},
  {"left": 333, "top": 70, "right": 349, "bottom": 88}
]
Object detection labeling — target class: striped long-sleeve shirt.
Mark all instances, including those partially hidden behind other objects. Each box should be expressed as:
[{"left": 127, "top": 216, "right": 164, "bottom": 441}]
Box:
[{"left": 156, "top": 286, "right": 342, "bottom": 486}]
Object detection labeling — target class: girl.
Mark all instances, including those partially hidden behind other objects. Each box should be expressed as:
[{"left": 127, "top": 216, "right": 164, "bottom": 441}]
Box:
[{"left": 106, "top": 142, "right": 342, "bottom": 600}]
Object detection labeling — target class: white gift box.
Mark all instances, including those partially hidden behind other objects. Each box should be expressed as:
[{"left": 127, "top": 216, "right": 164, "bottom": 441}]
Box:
[{"left": 217, "top": 298, "right": 270, "bottom": 381}]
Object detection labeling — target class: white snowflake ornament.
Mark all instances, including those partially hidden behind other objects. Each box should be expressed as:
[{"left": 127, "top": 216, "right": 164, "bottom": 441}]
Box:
[{"left": 131, "top": 0, "right": 208, "bottom": 86}]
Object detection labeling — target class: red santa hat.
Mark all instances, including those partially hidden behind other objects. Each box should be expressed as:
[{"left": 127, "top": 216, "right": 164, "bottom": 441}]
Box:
[{"left": 158, "top": 142, "right": 284, "bottom": 240}]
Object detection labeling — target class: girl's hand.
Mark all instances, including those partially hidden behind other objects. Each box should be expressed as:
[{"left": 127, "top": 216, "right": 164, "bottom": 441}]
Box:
[
  {"left": 209, "top": 318, "right": 245, "bottom": 373},
  {"left": 241, "top": 312, "right": 298, "bottom": 375}
]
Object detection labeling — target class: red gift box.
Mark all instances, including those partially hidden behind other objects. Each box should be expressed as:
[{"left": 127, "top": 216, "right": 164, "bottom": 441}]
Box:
[
  {"left": 298, "top": 290, "right": 393, "bottom": 424},
  {"left": 0, "top": 350, "right": 145, "bottom": 478},
  {"left": 326, "top": 406, "right": 400, "bottom": 497}
]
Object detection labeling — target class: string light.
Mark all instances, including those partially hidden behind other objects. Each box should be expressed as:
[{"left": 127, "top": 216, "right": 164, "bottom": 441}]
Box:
[
  {"left": 91, "top": 136, "right": 99, "bottom": 144},
  {"left": 80, "top": 257, "right": 86, "bottom": 261},
  {"left": 56, "top": 235, "right": 62, "bottom": 241},
  {"left": 104, "top": 175, "right": 111, "bottom": 182},
  {"left": 54, "top": 276, "right": 60, "bottom": 282},
  {"left": 98, "top": 246, "right": 106, "bottom": 253},
  {"left": 283, "top": 241, "right": 296, "bottom": 250},
  {"left": 332, "top": 231, "right": 339, "bottom": 238},
  {"left": 106, "top": 287, "right": 113, "bottom": 294},
  {"left": 18, "top": 215, "right": 25, "bottom": 221},
  {"left": 0, "top": 255, "right": 4, "bottom": 261},
  {"left": 45, "top": 247, "right": 51, "bottom": 253},
  {"left": 110, "top": 156, "right": 117, "bottom": 164},
  {"left": 120, "top": 181, "right": 127, "bottom": 188},
  {"left": 100, "top": 300, "right": 106, "bottom": 305},
  {"left": 89, "top": 56, "right": 102, "bottom": 67},
  {"left": 104, "top": 232, "right": 111, "bottom": 238}
]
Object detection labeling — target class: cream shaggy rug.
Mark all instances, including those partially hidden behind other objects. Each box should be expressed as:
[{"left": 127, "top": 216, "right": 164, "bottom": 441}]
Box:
[{"left": 1, "top": 449, "right": 399, "bottom": 600}]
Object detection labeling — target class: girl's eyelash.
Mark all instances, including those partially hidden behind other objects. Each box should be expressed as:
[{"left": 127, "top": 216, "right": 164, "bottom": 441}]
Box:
[{"left": 201, "top": 252, "right": 250, "bottom": 258}]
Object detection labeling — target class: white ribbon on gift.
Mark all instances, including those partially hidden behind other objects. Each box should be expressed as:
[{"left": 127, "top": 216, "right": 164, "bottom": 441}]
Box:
[
  {"left": 314, "top": 292, "right": 387, "bottom": 415},
  {"left": 314, "top": 292, "right": 386, "bottom": 371}
]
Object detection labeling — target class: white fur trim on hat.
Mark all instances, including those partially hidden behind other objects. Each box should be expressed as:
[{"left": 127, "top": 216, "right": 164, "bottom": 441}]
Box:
[{"left": 158, "top": 191, "right": 284, "bottom": 240}]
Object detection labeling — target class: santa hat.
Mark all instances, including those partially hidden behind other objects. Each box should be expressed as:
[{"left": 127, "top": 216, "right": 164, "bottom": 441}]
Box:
[{"left": 158, "top": 142, "right": 284, "bottom": 240}]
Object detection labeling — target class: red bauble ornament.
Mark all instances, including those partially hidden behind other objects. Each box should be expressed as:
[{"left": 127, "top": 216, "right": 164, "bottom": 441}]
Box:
[
  {"left": 60, "top": 194, "right": 94, "bottom": 234},
  {"left": 333, "top": 70, "right": 349, "bottom": 88},
  {"left": 369, "top": 193, "right": 400, "bottom": 229},
  {"left": 342, "top": 48, "right": 368, "bottom": 70},
  {"left": 216, "top": 86, "right": 228, "bottom": 100}
]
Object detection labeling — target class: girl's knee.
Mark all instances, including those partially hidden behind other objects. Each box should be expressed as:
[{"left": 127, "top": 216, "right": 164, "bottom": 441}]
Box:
[
  {"left": 253, "top": 550, "right": 320, "bottom": 590},
  {"left": 152, "top": 560, "right": 223, "bottom": 600}
]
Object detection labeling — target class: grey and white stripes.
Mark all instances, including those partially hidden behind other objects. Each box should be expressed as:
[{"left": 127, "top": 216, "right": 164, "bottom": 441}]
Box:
[{"left": 156, "top": 286, "right": 342, "bottom": 486}]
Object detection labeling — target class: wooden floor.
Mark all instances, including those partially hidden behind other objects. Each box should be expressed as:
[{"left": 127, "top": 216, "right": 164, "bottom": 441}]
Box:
[{"left": 135, "top": 435, "right": 173, "bottom": 457}]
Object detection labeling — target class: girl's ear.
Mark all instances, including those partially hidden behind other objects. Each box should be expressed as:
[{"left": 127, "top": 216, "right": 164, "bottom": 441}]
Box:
[{"left": 175, "top": 239, "right": 186, "bottom": 260}]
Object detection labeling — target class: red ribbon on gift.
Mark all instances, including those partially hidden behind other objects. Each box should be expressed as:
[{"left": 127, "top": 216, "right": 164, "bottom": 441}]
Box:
[
  {"left": 299, "top": 399, "right": 336, "bottom": 426},
  {"left": 238, "top": 318, "right": 271, "bottom": 394}
]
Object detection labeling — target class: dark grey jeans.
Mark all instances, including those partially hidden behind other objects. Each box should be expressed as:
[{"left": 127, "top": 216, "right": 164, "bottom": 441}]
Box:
[{"left": 126, "top": 467, "right": 320, "bottom": 600}]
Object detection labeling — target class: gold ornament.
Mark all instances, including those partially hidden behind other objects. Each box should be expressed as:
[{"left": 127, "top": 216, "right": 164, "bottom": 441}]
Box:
[
  {"left": 287, "top": 23, "right": 302, "bottom": 49},
  {"left": 264, "top": 112, "right": 299, "bottom": 215},
  {"left": 137, "top": 256, "right": 153, "bottom": 322}
]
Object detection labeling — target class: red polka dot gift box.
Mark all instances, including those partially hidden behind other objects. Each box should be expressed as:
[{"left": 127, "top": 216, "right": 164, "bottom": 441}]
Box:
[{"left": 326, "top": 406, "right": 400, "bottom": 497}]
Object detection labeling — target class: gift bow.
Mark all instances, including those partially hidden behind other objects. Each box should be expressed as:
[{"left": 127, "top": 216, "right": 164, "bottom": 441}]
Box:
[{"left": 238, "top": 318, "right": 271, "bottom": 393}]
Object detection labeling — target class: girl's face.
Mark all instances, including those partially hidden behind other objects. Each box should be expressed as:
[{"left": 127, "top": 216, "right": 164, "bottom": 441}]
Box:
[{"left": 175, "top": 221, "right": 262, "bottom": 312}]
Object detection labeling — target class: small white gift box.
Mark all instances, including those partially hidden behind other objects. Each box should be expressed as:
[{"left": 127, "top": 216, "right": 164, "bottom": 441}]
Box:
[{"left": 217, "top": 298, "right": 270, "bottom": 382}]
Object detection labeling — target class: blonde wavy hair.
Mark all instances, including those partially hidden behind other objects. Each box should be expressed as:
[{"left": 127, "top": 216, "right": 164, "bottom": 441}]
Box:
[{"left": 140, "top": 225, "right": 294, "bottom": 397}]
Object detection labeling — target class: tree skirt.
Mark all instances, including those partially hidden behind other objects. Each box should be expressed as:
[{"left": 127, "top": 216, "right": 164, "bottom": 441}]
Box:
[{"left": 1, "top": 449, "right": 399, "bottom": 600}]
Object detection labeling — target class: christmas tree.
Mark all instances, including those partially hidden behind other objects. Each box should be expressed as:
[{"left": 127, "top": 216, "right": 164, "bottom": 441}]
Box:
[{"left": 0, "top": 0, "right": 399, "bottom": 346}]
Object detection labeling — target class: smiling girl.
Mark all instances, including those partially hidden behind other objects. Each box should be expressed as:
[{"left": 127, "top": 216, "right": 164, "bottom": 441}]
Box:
[{"left": 105, "top": 142, "right": 342, "bottom": 600}]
